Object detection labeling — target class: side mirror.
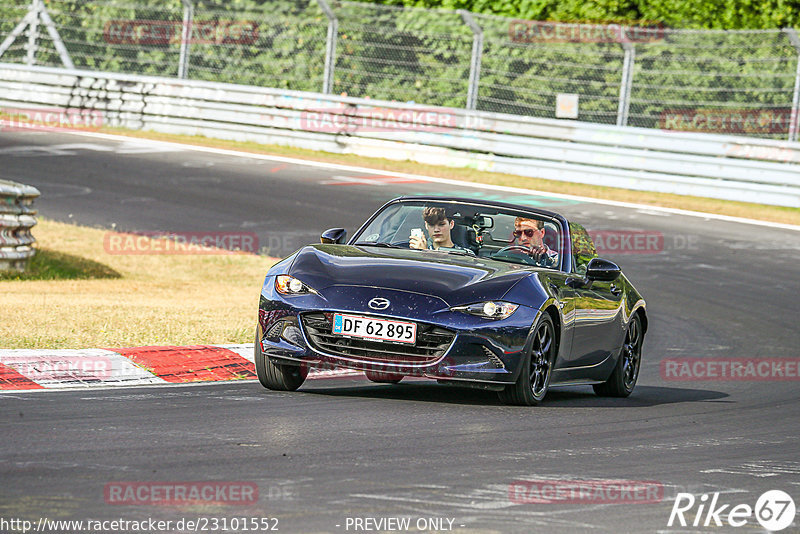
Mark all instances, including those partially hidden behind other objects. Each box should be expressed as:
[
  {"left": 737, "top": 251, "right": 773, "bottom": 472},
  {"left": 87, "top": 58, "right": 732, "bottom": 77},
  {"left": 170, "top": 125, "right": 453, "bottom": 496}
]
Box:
[
  {"left": 586, "top": 258, "right": 621, "bottom": 282},
  {"left": 320, "top": 228, "right": 347, "bottom": 244}
]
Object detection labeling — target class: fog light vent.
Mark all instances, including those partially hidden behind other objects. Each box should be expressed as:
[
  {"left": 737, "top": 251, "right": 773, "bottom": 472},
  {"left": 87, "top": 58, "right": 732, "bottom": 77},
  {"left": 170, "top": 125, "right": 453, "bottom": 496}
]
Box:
[
  {"left": 483, "top": 347, "right": 506, "bottom": 369},
  {"left": 265, "top": 321, "right": 285, "bottom": 340}
]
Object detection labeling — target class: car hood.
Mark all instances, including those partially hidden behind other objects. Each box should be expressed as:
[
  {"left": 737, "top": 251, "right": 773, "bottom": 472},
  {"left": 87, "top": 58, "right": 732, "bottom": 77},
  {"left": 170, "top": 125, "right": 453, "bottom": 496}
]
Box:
[{"left": 288, "top": 244, "right": 536, "bottom": 305}]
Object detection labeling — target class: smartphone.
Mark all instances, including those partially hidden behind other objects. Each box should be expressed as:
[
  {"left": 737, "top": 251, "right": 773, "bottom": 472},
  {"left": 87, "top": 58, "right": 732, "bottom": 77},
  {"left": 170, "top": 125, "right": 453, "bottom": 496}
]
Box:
[{"left": 411, "top": 228, "right": 424, "bottom": 239}]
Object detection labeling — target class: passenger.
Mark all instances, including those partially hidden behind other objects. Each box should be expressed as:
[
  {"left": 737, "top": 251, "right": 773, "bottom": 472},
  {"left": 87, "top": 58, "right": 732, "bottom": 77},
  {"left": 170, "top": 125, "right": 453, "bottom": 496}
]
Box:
[
  {"left": 409, "top": 207, "right": 473, "bottom": 254},
  {"left": 513, "top": 216, "right": 559, "bottom": 267}
]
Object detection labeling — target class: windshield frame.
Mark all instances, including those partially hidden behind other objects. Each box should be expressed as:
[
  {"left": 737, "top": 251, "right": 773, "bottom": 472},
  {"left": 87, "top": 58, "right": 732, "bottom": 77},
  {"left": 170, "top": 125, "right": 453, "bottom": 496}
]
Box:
[{"left": 348, "top": 197, "right": 573, "bottom": 272}]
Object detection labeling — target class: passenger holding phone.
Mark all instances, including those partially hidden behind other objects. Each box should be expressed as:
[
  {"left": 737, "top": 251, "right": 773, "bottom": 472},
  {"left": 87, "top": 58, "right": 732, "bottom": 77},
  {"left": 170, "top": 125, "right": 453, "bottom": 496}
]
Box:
[{"left": 409, "top": 207, "right": 473, "bottom": 254}]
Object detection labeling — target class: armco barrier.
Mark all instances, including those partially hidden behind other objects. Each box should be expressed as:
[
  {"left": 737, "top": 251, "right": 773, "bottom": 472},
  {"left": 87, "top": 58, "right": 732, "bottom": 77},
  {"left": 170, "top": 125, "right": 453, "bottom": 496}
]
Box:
[
  {"left": 1, "top": 63, "right": 799, "bottom": 207},
  {"left": 0, "top": 179, "right": 39, "bottom": 272}
]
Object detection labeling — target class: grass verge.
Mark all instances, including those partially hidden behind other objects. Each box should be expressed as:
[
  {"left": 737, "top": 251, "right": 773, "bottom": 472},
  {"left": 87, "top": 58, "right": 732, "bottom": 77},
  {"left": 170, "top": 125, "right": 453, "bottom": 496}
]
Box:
[
  {"left": 0, "top": 219, "right": 277, "bottom": 349},
  {"left": 104, "top": 127, "right": 800, "bottom": 227}
]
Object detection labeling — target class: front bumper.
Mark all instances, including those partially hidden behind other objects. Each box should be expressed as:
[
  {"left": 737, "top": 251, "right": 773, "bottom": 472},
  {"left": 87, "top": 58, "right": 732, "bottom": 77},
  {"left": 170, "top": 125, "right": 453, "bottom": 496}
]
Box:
[{"left": 258, "top": 285, "right": 539, "bottom": 388}]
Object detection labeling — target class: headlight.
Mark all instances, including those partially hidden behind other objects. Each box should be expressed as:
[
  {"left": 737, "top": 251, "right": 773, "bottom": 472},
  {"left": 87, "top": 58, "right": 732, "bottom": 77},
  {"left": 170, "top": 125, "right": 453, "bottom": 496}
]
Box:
[
  {"left": 451, "top": 301, "right": 519, "bottom": 320},
  {"left": 275, "top": 275, "right": 318, "bottom": 295}
]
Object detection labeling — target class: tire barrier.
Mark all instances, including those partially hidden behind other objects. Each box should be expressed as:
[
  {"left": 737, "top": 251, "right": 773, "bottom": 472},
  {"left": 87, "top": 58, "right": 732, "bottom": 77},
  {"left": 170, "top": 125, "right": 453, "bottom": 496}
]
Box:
[{"left": 0, "top": 179, "right": 39, "bottom": 272}]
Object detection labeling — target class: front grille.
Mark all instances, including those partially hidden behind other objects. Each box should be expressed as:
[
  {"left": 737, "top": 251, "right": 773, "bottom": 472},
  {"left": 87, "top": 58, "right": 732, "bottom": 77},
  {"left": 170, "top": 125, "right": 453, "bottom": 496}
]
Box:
[{"left": 301, "top": 312, "right": 455, "bottom": 364}]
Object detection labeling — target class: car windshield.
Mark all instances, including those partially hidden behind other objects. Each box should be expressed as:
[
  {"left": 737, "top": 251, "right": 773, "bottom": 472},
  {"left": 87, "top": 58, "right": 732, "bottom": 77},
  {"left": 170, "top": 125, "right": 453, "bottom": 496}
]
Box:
[{"left": 353, "top": 200, "right": 564, "bottom": 269}]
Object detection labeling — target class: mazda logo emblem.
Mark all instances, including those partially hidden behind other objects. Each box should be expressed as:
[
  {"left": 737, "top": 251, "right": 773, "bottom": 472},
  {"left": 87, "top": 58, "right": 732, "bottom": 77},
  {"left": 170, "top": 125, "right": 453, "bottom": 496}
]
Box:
[{"left": 368, "top": 297, "right": 390, "bottom": 310}]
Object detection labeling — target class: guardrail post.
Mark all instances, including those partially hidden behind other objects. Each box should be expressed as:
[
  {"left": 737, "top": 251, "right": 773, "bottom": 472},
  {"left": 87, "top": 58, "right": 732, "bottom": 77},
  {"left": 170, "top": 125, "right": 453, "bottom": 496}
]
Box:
[
  {"left": 178, "top": 0, "right": 194, "bottom": 79},
  {"left": 0, "top": 179, "right": 40, "bottom": 272},
  {"left": 459, "top": 10, "right": 483, "bottom": 111},
  {"left": 785, "top": 28, "right": 800, "bottom": 142},
  {"left": 24, "top": 0, "right": 41, "bottom": 66},
  {"left": 616, "top": 41, "right": 635, "bottom": 127},
  {"left": 317, "top": 0, "right": 337, "bottom": 94}
]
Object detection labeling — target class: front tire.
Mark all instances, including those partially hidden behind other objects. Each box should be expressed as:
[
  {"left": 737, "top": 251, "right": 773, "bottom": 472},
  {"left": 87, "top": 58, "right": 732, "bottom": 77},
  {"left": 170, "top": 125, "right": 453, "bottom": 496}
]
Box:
[
  {"left": 498, "top": 313, "right": 556, "bottom": 406},
  {"left": 593, "top": 314, "right": 642, "bottom": 397},
  {"left": 254, "top": 326, "right": 307, "bottom": 391}
]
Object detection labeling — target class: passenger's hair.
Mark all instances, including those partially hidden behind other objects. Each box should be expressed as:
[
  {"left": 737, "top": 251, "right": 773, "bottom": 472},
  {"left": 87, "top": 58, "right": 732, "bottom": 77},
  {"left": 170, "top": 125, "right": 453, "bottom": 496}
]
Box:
[
  {"left": 423, "top": 206, "right": 450, "bottom": 225},
  {"left": 514, "top": 216, "right": 544, "bottom": 230}
]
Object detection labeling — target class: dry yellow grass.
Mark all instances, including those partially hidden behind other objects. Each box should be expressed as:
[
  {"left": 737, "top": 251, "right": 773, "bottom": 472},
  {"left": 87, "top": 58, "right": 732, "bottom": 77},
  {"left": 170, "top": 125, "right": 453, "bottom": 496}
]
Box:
[
  {"left": 0, "top": 219, "right": 278, "bottom": 349},
  {"left": 108, "top": 128, "right": 800, "bottom": 226}
]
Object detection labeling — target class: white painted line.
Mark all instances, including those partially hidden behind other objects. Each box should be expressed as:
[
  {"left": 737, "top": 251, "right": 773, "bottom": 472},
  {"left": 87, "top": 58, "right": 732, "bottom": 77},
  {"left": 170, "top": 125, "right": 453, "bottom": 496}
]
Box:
[{"left": 50, "top": 130, "right": 800, "bottom": 232}]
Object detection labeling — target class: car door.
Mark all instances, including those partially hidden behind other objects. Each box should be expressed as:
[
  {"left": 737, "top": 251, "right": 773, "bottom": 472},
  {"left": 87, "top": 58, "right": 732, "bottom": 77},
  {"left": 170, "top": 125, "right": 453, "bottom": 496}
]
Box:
[
  {"left": 562, "top": 223, "right": 624, "bottom": 369},
  {"left": 569, "top": 279, "right": 624, "bottom": 368}
]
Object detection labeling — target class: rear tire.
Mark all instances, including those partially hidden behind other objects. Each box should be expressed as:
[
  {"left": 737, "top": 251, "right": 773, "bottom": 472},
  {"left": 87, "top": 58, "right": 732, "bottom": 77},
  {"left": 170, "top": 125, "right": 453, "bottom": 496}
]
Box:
[
  {"left": 254, "top": 326, "right": 307, "bottom": 391},
  {"left": 593, "top": 314, "right": 642, "bottom": 398},
  {"left": 365, "top": 370, "right": 403, "bottom": 384},
  {"left": 498, "top": 313, "right": 556, "bottom": 406}
]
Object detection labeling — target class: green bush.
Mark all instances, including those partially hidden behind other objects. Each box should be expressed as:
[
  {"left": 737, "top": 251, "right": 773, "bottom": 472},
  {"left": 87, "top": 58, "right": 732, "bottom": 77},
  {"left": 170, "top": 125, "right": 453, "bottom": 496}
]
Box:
[{"left": 369, "top": 0, "right": 800, "bottom": 30}]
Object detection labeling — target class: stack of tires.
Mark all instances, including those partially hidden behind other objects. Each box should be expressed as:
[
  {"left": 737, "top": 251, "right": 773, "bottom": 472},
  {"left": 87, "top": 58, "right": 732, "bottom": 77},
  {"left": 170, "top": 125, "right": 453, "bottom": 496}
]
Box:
[{"left": 0, "top": 179, "right": 40, "bottom": 272}]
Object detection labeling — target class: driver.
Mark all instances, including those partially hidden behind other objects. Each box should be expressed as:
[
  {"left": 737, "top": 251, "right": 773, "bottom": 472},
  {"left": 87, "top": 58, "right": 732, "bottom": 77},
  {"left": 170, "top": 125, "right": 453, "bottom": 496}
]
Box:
[
  {"left": 513, "top": 216, "right": 559, "bottom": 268},
  {"left": 409, "top": 207, "right": 473, "bottom": 254}
]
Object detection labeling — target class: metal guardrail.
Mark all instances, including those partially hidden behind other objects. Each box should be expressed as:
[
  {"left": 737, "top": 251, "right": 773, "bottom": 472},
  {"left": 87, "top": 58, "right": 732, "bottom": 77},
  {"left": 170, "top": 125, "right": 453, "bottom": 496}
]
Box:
[
  {"left": 1, "top": 63, "right": 799, "bottom": 207},
  {"left": 0, "top": 178, "right": 39, "bottom": 272}
]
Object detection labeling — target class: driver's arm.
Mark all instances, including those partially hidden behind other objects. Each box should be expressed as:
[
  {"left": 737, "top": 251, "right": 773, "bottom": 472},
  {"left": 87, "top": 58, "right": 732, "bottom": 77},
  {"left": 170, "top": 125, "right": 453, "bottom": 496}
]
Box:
[
  {"left": 542, "top": 247, "right": 559, "bottom": 267},
  {"left": 529, "top": 244, "right": 559, "bottom": 267}
]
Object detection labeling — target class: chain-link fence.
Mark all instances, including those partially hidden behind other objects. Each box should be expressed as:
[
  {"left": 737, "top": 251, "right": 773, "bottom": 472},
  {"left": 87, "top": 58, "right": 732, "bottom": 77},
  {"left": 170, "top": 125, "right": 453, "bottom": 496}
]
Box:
[{"left": 1, "top": 0, "right": 799, "bottom": 140}]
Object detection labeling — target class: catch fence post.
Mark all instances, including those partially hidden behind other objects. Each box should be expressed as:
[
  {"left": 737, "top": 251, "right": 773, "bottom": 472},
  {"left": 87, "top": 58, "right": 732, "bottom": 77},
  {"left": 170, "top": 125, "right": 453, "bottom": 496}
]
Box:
[
  {"left": 178, "top": 0, "right": 194, "bottom": 79},
  {"left": 318, "top": 0, "right": 338, "bottom": 94},
  {"left": 459, "top": 10, "right": 483, "bottom": 111},
  {"left": 616, "top": 40, "right": 635, "bottom": 127}
]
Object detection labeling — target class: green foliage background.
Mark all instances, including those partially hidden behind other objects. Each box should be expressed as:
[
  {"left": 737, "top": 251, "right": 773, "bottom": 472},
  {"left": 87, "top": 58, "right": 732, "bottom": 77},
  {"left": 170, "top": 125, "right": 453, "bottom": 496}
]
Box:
[
  {"left": 369, "top": 0, "right": 800, "bottom": 30},
  {"left": 1, "top": 0, "right": 798, "bottom": 137}
]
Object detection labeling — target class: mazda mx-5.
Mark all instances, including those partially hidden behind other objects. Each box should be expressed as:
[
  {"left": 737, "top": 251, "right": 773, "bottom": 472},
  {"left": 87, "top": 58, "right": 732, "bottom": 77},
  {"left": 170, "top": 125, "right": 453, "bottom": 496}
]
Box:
[{"left": 255, "top": 196, "right": 647, "bottom": 405}]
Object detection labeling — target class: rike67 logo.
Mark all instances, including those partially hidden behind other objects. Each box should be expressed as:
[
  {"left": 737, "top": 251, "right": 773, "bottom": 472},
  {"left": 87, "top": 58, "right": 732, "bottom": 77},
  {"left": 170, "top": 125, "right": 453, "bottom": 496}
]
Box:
[{"left": 668, "top": 490, "right": 796, "bottom": 531}]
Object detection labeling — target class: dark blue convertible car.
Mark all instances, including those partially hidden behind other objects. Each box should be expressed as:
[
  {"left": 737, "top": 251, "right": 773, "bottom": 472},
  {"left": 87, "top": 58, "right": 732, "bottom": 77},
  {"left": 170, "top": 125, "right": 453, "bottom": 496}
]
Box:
[{"left": 255, "top": 196, "right": 647, "bottom": 405}]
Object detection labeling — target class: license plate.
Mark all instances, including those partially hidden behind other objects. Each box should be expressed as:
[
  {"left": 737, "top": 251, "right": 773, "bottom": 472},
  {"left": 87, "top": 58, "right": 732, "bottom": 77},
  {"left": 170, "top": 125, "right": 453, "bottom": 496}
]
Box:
[{"left": 332, "top": 313, "right": 416, "bottom": 344}]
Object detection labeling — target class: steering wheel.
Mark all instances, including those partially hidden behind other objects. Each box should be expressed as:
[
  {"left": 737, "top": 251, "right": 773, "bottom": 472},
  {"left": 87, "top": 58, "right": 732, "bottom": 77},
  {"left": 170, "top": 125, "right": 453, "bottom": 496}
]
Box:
[
  {"left": 493, "top": 245, "right": 544, "bottom": 265},
  {"left": 496, "top": 245, "right": 531, "bottom": 254}
]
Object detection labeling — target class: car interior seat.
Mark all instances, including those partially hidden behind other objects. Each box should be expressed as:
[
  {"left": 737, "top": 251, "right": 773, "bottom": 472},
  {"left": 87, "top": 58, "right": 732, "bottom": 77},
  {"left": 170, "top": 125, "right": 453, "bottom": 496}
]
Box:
[
  {"left": 542, "top": 222, "right": 560, "bottom": 253},
  {"left": 451, "top": 224, "right": 480, "bottom": 254}
]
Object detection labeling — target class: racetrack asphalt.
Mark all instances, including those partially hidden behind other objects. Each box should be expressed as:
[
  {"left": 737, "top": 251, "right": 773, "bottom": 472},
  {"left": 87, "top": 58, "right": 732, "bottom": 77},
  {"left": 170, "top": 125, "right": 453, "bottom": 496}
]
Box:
[{"left": 1, "top": 131, "right": 799, "bottom": 533}]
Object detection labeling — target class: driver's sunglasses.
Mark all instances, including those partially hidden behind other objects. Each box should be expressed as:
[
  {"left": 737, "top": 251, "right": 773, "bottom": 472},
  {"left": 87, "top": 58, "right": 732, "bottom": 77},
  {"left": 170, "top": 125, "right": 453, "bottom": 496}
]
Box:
[{"left": 513, "top": 229, "right": 538, "bottom": 238}]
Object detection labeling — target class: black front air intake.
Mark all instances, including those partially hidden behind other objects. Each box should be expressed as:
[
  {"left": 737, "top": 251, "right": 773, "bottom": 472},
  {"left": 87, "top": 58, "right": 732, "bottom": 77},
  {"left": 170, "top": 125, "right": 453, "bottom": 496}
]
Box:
[{"left": 300, "top": 312, "right": 455, "bottom": 365}]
